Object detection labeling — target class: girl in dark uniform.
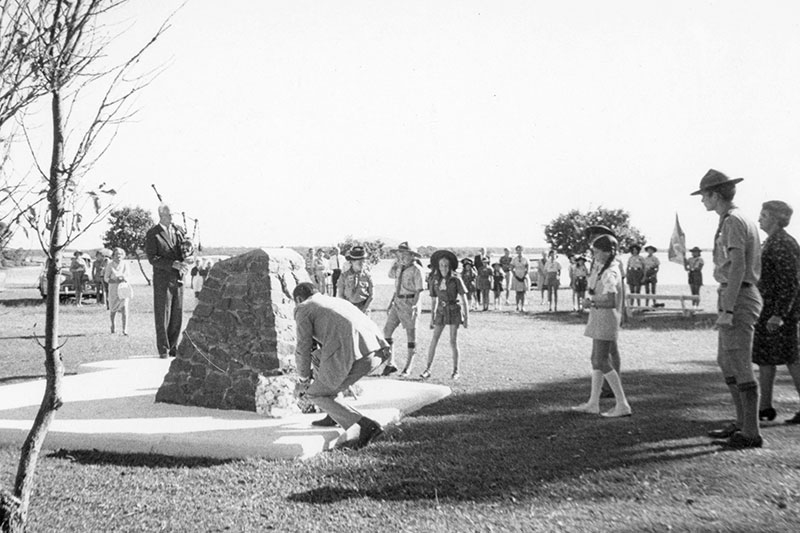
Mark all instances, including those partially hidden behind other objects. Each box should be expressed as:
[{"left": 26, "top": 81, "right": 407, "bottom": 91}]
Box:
[{"left": 422, "top": 250, "right": 469, "bottom": 380}]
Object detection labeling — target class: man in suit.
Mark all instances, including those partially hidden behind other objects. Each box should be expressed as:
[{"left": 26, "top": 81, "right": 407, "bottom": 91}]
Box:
[
  {"left": 293, "top": 282, "right": 389, "bottom": 449},
  {"left": 145, "top": 203, "right": 190, "bottom": 358}
]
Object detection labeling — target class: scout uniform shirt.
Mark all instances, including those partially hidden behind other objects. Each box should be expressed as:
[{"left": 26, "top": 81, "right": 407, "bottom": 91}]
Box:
[
  {"left": 389, "top": 260, "right": 425, "bottom": 301},
  {"left": 713, "top": 206, "right": 761, "bottom": 286},
  {"left": 338, "top": 269, "right": 373, "bottom": 305}
]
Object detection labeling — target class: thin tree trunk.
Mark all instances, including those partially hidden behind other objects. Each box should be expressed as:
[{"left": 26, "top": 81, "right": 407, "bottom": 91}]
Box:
[{"left": 3, "top": 88, "right": 67, "bottom": 533}]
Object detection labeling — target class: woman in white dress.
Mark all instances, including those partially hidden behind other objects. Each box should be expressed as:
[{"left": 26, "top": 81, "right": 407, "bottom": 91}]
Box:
[{"left": 104, "top": 247, "right": 132, "bottom": 335}]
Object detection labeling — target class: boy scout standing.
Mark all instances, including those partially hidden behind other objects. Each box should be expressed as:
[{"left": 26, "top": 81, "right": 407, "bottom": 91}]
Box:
[
  {"left": 336, "top": 245, "right": 373, "bottom": 313},
  {"left": 383, "top": 242, "right": 425, "bottom": 376}
]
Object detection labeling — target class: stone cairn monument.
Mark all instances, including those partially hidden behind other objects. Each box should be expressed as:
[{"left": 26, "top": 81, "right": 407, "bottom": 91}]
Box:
[{"left": 155, "top": 248, "right": 311, "bottom": 417}]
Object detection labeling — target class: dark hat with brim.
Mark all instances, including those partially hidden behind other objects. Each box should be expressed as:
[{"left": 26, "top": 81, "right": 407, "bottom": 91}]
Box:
[
  {"left": 689, "top": 246, "right": 702, "bottom": 253},
  {"left": 392, "top": 241, "right": 421, "bottom": 257},
  {"left": 629, "top": 244, "right": 642, "bottom": 252},
  {"left": 430, "top": 249, "right": 458, "bottom": 271},
  {"left": 644, "top": 245, "right": 657, "bottom": 252},
  {"left": 460, "top": 257, "right": 474, "bottom": 266},
  {"left": 346, "top": 246, "right": 366, "bottom": 261},
  {"left": 585, "top": 224, "right": 617, "bottom": 239},
  {"left": 575, "top": 256, "right": 587, "bottom": 263},
  {"left": 690, "top": 168, "right": 744, "bottom": 196},
  {"left": 491, "top": 262, "right": 502, "bottom": 268}
]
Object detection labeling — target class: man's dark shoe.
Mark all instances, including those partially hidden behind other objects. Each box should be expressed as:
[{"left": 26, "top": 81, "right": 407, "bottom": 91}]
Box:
[
  {"left": 721, "top": 431, "right": 763, "bottom": 449},
  {"left": 381, "top": 364, "right": 398, "bottom": 376},
  {"left": 785, "top": 411, "right": 800, "bottom": 425},
  {"left": 707, "top": 423, "right": 739, "bottom": 439},
  {"left": 311, "top": 415, "right": 338, "bottom": 427},
  {"left": 355, "top": 418, "right": 384, "bottom": 449}
]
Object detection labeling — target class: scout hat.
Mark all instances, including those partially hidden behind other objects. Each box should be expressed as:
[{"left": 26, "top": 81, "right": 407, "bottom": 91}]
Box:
[
  {"left": 689, "top": 246, "right": 702, "bottom": 253},
  {"left": 574, "top": 256, "right": 587, "bottom": 263},
  {"left": 690, "top": 169, "right": 744, "bottom": 196},
  {"left": 430, "top": 249, "right": 458, "bottom": 271},
  {"left": 461, "top": 257, "right": 474, "bottom": 266},
  {"left": 393, "top": 241, "right": 421, "bottom": 257},
  {"left": 346, "top": 246, "right": 366, "bottom": 261},
  {"left": 584, "top": 225, "right": 616, "bottom": 239},
  {"left": 644, "top": 245, "right": 657, "bottom": 253}
]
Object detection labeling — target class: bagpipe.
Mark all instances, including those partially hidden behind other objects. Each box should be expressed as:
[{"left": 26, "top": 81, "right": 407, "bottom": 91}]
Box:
[{"left": 151, "top": 184, "right": 202, "bottom": 261}]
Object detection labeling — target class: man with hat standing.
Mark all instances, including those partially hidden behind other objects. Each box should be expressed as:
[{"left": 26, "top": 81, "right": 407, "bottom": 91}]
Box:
[
  {"left": 336, "top": 245, "right": 373, "bottom": 313},
  {"left": 692, "top": 168, "right": 763, "bottom": 448},
  {"left": 642, "top": 245, "right": 660, "bottom": 307},
  {"left": 383, "top": 242, "right": 426, "bottom": 376}
]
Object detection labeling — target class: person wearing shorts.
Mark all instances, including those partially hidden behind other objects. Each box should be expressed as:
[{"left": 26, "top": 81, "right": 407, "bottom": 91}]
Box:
[
  {"left": 693, "top": 168, "right": 763, "bottom": 448},
  {"left": 383, "top": 242, "right": 425, "bottom": 377}
]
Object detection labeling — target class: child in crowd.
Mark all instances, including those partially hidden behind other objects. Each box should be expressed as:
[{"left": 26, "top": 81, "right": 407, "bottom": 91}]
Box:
[
  {"left": 422, "top": 250, "right": 469, "bottom": 380},
  {"left": 336, "top": 246, "right": 374, "bottom": 313},
  {"left": 572, "top": 235, "right": 632, "bottom": 418},
  {"left": 572, "top": 256, "right": 589, "bottom": 312},
  {"left": 684, "top": 247, "right": 704, "bottom": 307},
  {"left": 476, "top": 259, "right": 493, "bottom": 311},
  {"left": 643, "top": 245, "right": 660, "bottom": 307},
  {"left": 460, "top": 258, "right": 477, "bottom": 311},
  {"left": 104, "top": 247, "right": 132, "bottom": 335},
  {"left": 510, "top": 245, "right": 530, "bottom": 312},
  {"left": 491, "top": 262, "right": 505, "bottom": 311}
]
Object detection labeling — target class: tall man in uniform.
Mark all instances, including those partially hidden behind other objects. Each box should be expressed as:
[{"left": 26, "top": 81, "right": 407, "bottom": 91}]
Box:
[
  {"left": 292, "top": 282, "right": 388, "bottom": 449},
  {"left": 383, "top": 242, "right": 425, "bottom": 376},
  {"left": 145, "top": 203, "right": 190, "bottom": 358},
  {"left": 693, "top": 169, "right": 764, "bottom": 448}
]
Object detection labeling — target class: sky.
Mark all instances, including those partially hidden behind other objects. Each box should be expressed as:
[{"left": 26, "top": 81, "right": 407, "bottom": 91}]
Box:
[{"left": 7, "top": 0, "right": 800, "bottom": 252}]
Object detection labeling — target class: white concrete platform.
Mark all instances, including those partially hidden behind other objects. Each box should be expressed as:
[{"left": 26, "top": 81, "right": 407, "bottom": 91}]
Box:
[{"left": 0, "top": 358, "right": 451, "bottom": 460}]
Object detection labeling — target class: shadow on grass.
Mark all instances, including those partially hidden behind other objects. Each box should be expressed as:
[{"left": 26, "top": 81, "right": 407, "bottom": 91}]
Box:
[
  {"left": 0, "top": 372, "right": 77, "bottom": 384},
  {"left": 45, "top": 448, "right": 236, "bottom": 467},
  {"left": 0, "top": 298, "right": 44, "bottom": 307},
  {"left": 0, "top": 333, "right": 89, "bottom": 341},
  {"left": 289, "top": 367, "right": 736, "bottom": 505}
]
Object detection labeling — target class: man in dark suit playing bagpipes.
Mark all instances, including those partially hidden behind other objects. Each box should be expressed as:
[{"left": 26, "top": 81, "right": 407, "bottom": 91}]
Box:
[{"left": 145, "top": 203, "right": 192, "bottom": 358}]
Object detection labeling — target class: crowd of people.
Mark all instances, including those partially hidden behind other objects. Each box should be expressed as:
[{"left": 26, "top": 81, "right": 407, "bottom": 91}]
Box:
[{"left": 130, "top": 169, "right": 800, "bottom": 451}]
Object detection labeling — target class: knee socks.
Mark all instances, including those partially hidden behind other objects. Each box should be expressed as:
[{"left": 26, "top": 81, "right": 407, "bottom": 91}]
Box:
[
  {"left": 738, "top": 380, "right": 760, "bottom": 437},
  {"left": 725, "top": 376, "right": 743, "bottom": 429}
]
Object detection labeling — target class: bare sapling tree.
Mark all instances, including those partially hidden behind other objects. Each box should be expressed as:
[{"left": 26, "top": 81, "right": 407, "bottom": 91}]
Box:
[
  {"left": 0, "top": 0, "right": 48, "bottom": 256},
  {"left": 0, "top": 1, "right": 174, "bottom": 530}
]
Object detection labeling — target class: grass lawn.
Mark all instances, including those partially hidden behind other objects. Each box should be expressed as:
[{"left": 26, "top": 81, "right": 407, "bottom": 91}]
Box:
[{"left": 2, "top": 276, "right": 800, "bottom": 532}]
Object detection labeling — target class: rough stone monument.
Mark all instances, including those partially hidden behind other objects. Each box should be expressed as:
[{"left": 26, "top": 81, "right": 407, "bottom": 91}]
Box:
[{"left": 155, "top": 248, "right": 311, "bottom": 417}]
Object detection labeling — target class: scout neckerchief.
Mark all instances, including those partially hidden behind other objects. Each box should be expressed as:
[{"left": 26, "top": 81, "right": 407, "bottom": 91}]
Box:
[{"left": 396, "top": 263, "right": 408, "bottom": 295}]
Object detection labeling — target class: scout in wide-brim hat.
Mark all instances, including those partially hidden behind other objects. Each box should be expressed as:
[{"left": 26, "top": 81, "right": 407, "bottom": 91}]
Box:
[
  {"left": 430, "top": 249, "right": 458, "bottom": 271},
  {"left": 690, "top": 168, "right": 744, "bottom": 196},
  {"left": 574, "top": 256, "right": 587, "bottom": 263},
  {"left": 689, "top": 246, "right": 702, "bottom": 253},
  {"left": 644, "top": 245, "right": 657, "bottom": 253},
  {"left": 346, "top": 246, "right": 366, "bottom": 261},
  {"left": 392, "top": 241, "right": 421, "bottom": 257},
  {"left": 461, "top": 257, "right": 474, "bottom": 266}
]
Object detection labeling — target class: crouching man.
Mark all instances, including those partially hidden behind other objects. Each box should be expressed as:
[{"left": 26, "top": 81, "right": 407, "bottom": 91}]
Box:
[{"left": 292, "top": 282, "right": 389, "bottom": 449}]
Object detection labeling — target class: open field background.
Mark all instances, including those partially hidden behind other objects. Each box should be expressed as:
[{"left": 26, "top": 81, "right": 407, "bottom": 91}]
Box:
[{"left": 2, "top": 268, "right": 800, "bottom": 532}]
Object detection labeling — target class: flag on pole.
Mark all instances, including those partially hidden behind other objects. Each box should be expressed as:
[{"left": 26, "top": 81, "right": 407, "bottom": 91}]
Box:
[{"left": 668, "top": 213, "right": 686, "bottom": 265}]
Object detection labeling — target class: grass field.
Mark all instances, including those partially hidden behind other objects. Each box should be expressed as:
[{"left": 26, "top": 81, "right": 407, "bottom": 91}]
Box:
[{"left": 2, "top": 275, "right": 800, "bottom": 532}]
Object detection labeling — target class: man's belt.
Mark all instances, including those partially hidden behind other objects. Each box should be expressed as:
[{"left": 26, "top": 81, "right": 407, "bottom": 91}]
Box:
[
  {"left": 395, "top": 294, "right": 416, "bottom": 299},
  {"left": 720, "top": 282, "right": 752, "bottom": 288}
]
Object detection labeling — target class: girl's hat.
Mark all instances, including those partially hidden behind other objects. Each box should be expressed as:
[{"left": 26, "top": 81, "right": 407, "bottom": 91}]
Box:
[
  {"left": 644, "top": 245, "right": 657, "bottom": 252},
  {"left": 689, "top": 246, "right": 702, "bottom": 253},
  {"left": 431, "top": 249, "right": 458, "bottom": 271},
  {"left": 491, "top": 262, "right": 502, "bottom": 268},
  {"left": 461, "top": 257, "right": 474, "bottom": 266},
  {"left": 346, "top": 246, "right": 366, "bottom": 261}
]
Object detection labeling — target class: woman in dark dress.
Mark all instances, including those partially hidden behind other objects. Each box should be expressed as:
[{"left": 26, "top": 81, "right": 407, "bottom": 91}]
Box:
[{"left": 753, "top": 200, "right": 800, "bottom": 424}]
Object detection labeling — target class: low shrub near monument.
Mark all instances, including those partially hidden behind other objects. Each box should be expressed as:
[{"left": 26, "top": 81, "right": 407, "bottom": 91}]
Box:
[{"left": 2, "top": 281, "right": 800, "bottom": 531}]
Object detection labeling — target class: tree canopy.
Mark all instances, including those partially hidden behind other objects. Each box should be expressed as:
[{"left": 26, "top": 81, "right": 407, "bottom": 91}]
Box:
[
  {"left": 544, "top": 207, "right": 646, "bottom": 258},
  {"left": 103, "top": 206, "right": 154, "bottom": 257}
]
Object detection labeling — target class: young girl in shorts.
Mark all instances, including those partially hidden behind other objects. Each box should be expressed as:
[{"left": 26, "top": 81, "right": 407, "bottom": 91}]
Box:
[
  {"left": 460, "top": 258, "right": 477, "bottom": 311},
  {"left": 422, "top": 250, "right": 469, "bottom": 380},
  {"left": 572, "top": 235, "right": 632, "bottom": 417}
]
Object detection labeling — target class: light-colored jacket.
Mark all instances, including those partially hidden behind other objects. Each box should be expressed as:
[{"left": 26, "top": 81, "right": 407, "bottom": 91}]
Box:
[{"left": 294, "top": 293, "right": 388, "bottom": 381}]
